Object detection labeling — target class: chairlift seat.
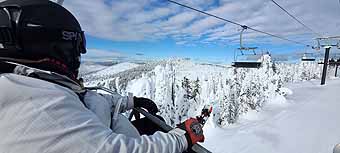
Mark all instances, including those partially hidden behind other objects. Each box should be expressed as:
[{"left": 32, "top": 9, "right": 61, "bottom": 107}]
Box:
[
  {"left": 238, "top": 47, "right": 258, "bottom": 50},
  {"left": 301, "top": 53, "right": 315, "bottom": 61},
  {"left": 232, "top": 61, "right": 262, "bottom": 68},
  {"left": 301, "top": 58, "right": 316, "bottom": 61}
]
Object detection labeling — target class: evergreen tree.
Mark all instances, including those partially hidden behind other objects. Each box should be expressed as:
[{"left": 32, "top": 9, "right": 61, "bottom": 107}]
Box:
[{"left": 192, "top": 77, "right": 201, "bottom": 103}]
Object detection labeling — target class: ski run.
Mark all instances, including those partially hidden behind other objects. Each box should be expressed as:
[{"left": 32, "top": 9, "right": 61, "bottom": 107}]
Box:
[{"left": 202, "top": 78, "right": 340, "bottom": 153}]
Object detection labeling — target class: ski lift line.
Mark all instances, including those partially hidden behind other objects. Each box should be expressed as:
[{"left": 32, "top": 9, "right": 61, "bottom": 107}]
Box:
[
  {"left": 247, "top": 27, "right": 309, "bottom": 46},
  {"left": 269, "top": 0, "right": 323, "bottom": 37},
  {"left": 167, "top": 0, "right": 310, "bottom": 47},
  {"left": 167, "top": 0, "right": 243, "bottom": 27}
]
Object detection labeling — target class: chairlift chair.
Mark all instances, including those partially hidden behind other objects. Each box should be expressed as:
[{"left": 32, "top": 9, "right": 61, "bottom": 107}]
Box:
[
  {"left": 232, "top": 26, "right": 262, "bottom": 68},
  {"left": 301, "top": 53, "right": 316, "bottom": 61}
]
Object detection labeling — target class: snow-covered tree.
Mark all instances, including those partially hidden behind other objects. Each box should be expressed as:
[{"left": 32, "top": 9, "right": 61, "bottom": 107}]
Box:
[{"left": 82, "top": 55, "right": 338, "bottom": 127}]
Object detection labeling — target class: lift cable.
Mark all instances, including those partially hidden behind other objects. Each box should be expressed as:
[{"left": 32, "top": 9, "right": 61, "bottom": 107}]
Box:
[
  {"left": 270, "top": 0, "right": 323, "bottom": 37},
  {"left": 167, "top": 0, "right": 310, "bottom": 47}
]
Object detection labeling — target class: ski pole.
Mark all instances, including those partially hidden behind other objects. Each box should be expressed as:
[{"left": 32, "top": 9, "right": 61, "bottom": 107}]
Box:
[{"left": 134, "top": 107, "right": 212, "bottom": 153}]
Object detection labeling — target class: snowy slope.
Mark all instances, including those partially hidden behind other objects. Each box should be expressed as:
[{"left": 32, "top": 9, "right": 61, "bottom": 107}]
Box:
[
  {"left": 78, "top": 62, "right": 108, "bottom": 76},
  {"left": 82, "top": 61, "right": 161, "bottom": 93},
  {"left": 171, "top": 60, "right": 229, "bottom": 80},
  {"left": 202, "top": 78, "right": 340, "bottom": 153},
  {"left": 88, "top": 62, "right": 140, "bottom": 77}
]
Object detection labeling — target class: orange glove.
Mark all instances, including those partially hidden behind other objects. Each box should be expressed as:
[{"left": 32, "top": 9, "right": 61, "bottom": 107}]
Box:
[{"left": 178, "top": 118, "right": 205, "bottom": 148}]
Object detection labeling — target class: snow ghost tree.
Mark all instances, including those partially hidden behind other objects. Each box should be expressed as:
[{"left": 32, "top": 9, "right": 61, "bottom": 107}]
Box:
[{"left": 153, "top": 63, "right": 177, "bottom": 126}]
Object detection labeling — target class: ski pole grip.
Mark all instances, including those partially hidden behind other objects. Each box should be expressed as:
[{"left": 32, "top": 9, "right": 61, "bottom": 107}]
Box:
[{"left": 133, "top": 108, "right": 211, "bottom": 153}]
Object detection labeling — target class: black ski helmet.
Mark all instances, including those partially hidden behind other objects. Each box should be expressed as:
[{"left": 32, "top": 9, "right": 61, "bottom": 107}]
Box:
[{"left": 0, "top": 0, "right": 86, "bottom": 79}]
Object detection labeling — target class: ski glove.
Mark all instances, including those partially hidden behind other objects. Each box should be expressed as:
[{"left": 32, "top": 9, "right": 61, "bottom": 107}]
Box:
[
  {"left": 133, "top": 97, "right": 159, "bottom": 115},
  {"left": 178, "top": 118, "right": 205, "bottom": 149}
]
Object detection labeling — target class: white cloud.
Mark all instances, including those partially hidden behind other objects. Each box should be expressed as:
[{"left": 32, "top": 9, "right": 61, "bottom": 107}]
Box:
[
  {"left": 64, "top": 0, "right": 114, "bottom": 40},
  {"left": 160, "top": 11, "right": 198, "bottom": 29},
  {"left": 182, "top": 16, "right": 224, "bottom": 36},
  {"left": 62, "top": 0, "right": 340, "bottom": 46}
]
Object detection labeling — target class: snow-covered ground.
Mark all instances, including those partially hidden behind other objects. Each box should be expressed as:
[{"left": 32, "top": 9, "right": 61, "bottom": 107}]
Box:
[
  {"left": 85, "top": 62, "right": 140, "bottom": 78},
  {"left": 80, "top": 57, "right": 337, "bottom": 126},
  {"left": 78, "top": 62, "right": 109, "bottom": 76},
  {"left": 202, "top": 78, "right": 340, "bottom": 153},
  {"left": 82, "top": 61, "right": 160, "bottom": 91},
  {"left": 80, "top": 57, "right": 340, "bottom": 153}
]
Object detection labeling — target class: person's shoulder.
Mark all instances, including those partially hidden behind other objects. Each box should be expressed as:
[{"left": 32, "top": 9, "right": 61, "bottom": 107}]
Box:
[
  {"left": 0, "top": 73, "right": 76, "bottom": 96},
  {"left": 1, "top": 73, "right": 51, "bottom": 87}
]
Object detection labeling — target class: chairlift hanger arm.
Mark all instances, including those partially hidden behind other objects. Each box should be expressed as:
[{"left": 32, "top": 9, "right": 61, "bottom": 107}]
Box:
[
  {"left": 239, "top": 26, "right": 247, "bottom": 49},
  {"left": 270, "top": 0, "right": 322, "bottom": 37},
  {"left": 314, "top": 37, "right": 340, "bottom": 48}
]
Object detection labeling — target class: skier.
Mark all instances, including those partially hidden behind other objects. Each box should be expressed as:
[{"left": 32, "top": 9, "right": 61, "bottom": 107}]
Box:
[{"left": 0, "top": 0, "right": 205, "bottom": 153}]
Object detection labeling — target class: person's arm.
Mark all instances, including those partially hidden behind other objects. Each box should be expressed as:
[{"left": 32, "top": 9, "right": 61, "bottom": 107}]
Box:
[
  {"left": 99, "top": 91, "right": 134, "bottom": 113},
  {"left": 83, "top": 90, "right": 134, "bottom": 124},
  {"left": 88, "top": 91, "right": 159, "bottom": 115},
  {"left": 52, "top": 91, "right": 188, "bottom": 153},
  {"left": 83, "top": 90, "right": 116, "bottom": 127},
  {"left": 82, "top": 91, "right": 202, "bottom": 152}
]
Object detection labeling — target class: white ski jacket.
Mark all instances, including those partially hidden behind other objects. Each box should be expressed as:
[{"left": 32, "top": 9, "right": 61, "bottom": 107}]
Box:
[{"left": 0, "top": 73, "right": 188, "bottom": 153}]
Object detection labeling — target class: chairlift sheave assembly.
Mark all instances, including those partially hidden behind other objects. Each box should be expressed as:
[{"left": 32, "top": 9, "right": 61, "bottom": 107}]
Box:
[
  {"left": 232, "top": 26, "right": 262, "bottom": 68},
  {"left": 313, "top": 37, "right": 340, "bottom": 50}
]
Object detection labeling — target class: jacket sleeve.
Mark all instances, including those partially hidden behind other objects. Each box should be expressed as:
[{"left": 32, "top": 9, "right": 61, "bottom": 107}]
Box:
[
  {"left": 0, "top": 74, "right": 188, "bottom": 153},
  {"left": 99, "top": 91, "right": 134, "bottom": 112},
  {"left": 45, "top": 90, "right": 188, "bottom": 153},
  {"left": 84, "top": 90, "right": 134, "bottom": 124}
]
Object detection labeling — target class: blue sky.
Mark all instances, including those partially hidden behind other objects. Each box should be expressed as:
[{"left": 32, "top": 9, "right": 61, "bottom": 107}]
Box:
[
  {"left": 86, "top": 35, "right": 303, "bottom": 63},
  {"left": 63, "top": 0, "right": 340, "bottom": 63}
]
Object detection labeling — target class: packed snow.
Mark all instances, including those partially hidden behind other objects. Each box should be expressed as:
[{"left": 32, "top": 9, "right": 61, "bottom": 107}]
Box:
[{"left": 202, "top": 78, "right": 340, "bottom": 153}]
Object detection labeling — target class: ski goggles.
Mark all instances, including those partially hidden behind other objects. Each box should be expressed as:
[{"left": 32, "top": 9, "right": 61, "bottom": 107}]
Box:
[{"left": 0, "top": 6, "right": 87, "bottom": 54}]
